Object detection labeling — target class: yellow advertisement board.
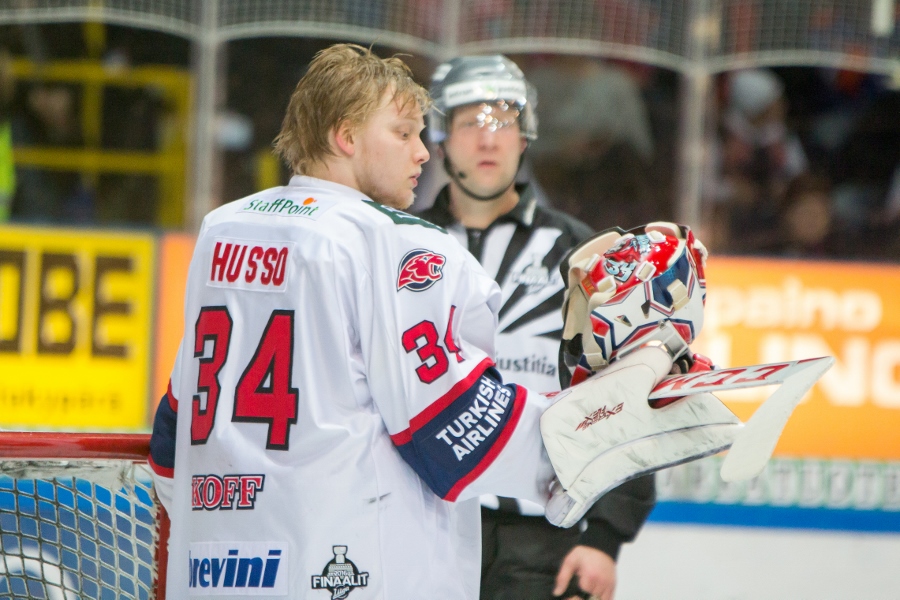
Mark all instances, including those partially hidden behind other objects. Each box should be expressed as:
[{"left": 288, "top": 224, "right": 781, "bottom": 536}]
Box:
[
  {"left": 0, "top": 225, "right": 155, "bottom": 429},
  {"left": 695, "top": 256, "right": 900, "bottom": 461}
]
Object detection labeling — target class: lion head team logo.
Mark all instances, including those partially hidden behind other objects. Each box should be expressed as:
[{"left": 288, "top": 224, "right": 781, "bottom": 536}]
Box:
[
  {"left": 603, "top": 234, "right": 657, "bottom": 283},
  {"left": 397, "top": 249, "right": 446, "bottom": 291},
  {"left": 311, "top": 546, "right": 369, "bottom": 599}
]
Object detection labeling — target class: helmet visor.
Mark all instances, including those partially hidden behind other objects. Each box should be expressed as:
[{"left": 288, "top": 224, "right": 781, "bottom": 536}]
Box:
[{"left": 449, "top": 101, "right": 522, "bottom": 135}]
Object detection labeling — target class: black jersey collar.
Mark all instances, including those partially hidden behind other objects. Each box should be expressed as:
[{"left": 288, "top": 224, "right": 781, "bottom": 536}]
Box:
[{"left": 430, "top": 183, "right": 538, "bottom": 230}]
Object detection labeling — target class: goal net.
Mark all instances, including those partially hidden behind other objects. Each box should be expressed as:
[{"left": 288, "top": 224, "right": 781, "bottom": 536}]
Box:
[{"left": 0, "top": 433, "right": 167, "bottom": 600}]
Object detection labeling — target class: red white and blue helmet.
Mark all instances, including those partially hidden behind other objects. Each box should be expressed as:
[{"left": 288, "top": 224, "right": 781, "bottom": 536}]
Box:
[{"left": 559, "top": 222, "right": 708, "bottom": 387}]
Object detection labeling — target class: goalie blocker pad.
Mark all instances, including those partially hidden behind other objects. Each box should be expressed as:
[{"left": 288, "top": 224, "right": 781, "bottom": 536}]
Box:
[
  {"left": 540, "top": 344, "right": 741, "bottom": 528},
  {"left": 541, "top": 349, "right": 834, "bottom": 528}
]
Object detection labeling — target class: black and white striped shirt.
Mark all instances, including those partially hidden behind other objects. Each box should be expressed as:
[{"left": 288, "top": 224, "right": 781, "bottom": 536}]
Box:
[
  {"left": 420, "top": 183, "right": 592, "bottom": 393},
  {"left": 419, "top": 183, "right": 593, "bottom": 515}
]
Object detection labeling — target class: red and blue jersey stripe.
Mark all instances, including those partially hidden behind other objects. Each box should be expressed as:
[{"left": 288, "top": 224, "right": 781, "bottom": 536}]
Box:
[{"left": 390, "top": 359, "right": 526, "bottom": 501}]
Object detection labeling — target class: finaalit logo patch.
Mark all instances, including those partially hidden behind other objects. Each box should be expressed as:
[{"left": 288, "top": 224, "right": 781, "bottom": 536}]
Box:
[{"left": 311, "top": 545, "right": 369, "bottom": 598}]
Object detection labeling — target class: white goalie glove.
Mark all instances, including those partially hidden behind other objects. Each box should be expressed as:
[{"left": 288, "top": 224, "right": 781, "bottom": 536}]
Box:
[
  {"left": 542, "top": 222, "right": 833, "bottom": 528},
  {"left": 542, "top": 325, "right": 741, "bottom": 527}
]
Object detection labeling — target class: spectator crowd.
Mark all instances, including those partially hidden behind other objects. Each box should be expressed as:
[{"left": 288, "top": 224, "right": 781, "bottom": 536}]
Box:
[{"left": 1, "top": 18, "right": 898, "bottom": 262}]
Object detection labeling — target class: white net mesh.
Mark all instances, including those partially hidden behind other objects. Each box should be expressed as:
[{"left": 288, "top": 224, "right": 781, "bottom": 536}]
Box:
[
  {"left": 214, "top": 0, "right": 443, "bottom": 54},
  {"left": 0, "top": 437, "right": 164, "bottom": 600},
  {"left": 0, "top": 0, "right": 896, "bottom": 72},
  {"left": 217, "top": 0, "right": 425, "bottom": 35},
  {"left": 712, "top": 0, "right": 900, "bottom": 72},
  {"left": 455, "top": 0, "right": 691, "bottom": 69},
  {"left": 0, "top": 0, "right": 201, "bottom": 38}
]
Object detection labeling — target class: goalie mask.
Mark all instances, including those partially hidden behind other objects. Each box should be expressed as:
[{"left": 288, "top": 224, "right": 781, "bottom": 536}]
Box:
[{"left": 559, "top": 222, "right": 708, "bottom": 387}]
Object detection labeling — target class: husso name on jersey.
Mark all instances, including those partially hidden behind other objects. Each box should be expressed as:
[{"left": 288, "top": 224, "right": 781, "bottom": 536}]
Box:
[
  {"left": 208, "top": 239, "right": 293, "bottom": 291},
  {"left": 188, "top": 541, "right": 287, "bottom": 595}
]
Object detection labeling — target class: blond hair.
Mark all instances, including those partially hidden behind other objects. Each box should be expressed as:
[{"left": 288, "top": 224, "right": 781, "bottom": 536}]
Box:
[{"left": 274, "top": 44, "right": 431, "bottom": 175}]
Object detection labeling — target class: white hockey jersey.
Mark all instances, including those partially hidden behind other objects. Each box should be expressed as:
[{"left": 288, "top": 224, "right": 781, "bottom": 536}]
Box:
[{"left": 149, "top": 176, "right": 555, "bottom": 599}]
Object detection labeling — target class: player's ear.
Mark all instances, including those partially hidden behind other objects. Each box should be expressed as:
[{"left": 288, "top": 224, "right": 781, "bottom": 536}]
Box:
[
  {"left": 333, "top": 120, "right": 355, "bottom": 157},
  {"left": 519, "top": 138, "right": 527, "bottom": 155}
]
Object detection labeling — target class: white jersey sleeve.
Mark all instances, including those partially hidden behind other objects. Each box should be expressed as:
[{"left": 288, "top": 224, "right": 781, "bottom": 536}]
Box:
[{"left": 358, "top": 201, "right": 555, "bottom": 503}]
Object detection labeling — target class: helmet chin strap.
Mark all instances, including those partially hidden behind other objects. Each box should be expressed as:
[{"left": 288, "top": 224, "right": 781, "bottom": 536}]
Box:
[{"left": 442, "top": 149, "right": 525, "bottom": 202}]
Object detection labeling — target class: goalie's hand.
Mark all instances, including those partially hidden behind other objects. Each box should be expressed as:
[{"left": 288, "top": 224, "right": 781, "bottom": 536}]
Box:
[
  {"left": 670, "top": 352, "right": 715, "bottom": 375},
  {"left": 654, "top": 352, "right": 716, "bottom": 408},
  {"left": 553, "top": 545, "right": 616, "bottom": 600}
]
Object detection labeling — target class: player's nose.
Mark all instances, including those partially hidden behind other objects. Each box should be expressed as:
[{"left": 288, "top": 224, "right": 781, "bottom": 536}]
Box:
[{"left": 413, "top": 135, "right": 429, "bottom": 164}]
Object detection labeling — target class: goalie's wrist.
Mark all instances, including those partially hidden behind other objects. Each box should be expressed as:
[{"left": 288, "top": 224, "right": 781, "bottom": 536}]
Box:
[{"left": 578, "top": 519, "right": 622, "bottom": 561}]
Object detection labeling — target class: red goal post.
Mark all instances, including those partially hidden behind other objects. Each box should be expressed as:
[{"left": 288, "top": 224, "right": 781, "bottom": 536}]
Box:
[{"left": 0, "top": 432, "right": 169, "bottom": 599}]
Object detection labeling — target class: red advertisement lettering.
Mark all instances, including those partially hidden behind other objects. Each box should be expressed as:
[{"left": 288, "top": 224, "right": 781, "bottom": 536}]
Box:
[
  {"left": 245, "top": 246, "right": 263, "bottom": 283},
  {"left": 210, "top": 242, "right": 232, "bottom": 281},
  {"left": 272, "top": 247, "right": 288, "bottom": 286},
  {"left": 731, "top": 363, "right": 789, "bottom": 384},
  {"left": 261, "top": 247, "right": 277, "bottom": 284},
  {"left": 226, "top": 245, "right": 247, "bottom": 283},
  {"left": 691, "top": 368, "right": 747, "bottom": 388},
  {"left": 238, "top": 475, "right": 265, "bottom": 509},
  {"left": 191, "top": 474, "right": 266, "bottom": 510},
  {"left": 202, "top": 476, "right": 224, "bottom": 509}
]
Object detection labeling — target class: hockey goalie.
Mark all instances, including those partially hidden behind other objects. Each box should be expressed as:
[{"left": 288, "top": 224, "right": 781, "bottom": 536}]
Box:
[{"left": 541, "top": 221, "right": 834, "bottom": 528}]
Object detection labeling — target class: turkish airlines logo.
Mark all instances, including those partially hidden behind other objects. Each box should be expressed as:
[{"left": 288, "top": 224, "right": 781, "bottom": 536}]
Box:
[
  {"left": 208, "top": 238, "right": 293, "bottom": 292},
  {"left": 397, "top": 249, "right": 446, "bottom": 292}
]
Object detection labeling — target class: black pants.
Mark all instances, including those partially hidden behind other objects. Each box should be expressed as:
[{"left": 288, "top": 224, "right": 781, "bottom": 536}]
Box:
[{"left": 480, "top": 507, "right": 589, "bottom": 600}]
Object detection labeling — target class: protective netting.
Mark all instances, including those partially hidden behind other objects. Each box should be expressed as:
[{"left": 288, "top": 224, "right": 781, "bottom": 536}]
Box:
[
  {"left": 0, "top": 0, "right": 202, "bottom": 38},
  {"left": 713, "top": 0, "right": 900, "bottom": 71},
  {"left": 211, "top": 0, "right": 444, "bottom": 56},
  {"left": 455, "top": 0, "right": 691, "bottom": 68},
  {"left": 217, "top": 0, "right": 439, "bottom": 38},
  {"left": 0, "top": 0, "right": 896, "bottom": 72},
  {"left": 0, "top": 461, "right": 160, "bottom": 600}
]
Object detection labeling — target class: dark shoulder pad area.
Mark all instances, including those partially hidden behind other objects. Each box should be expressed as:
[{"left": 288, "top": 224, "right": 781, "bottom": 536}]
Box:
[{"left": 363, "top": 200, "right": 446, "bottom": 233}]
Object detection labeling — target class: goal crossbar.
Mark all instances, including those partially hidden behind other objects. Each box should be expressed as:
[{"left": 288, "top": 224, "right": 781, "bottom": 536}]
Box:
[{"left": 0, "top": 432, "right": 169, "bottom": 600}]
